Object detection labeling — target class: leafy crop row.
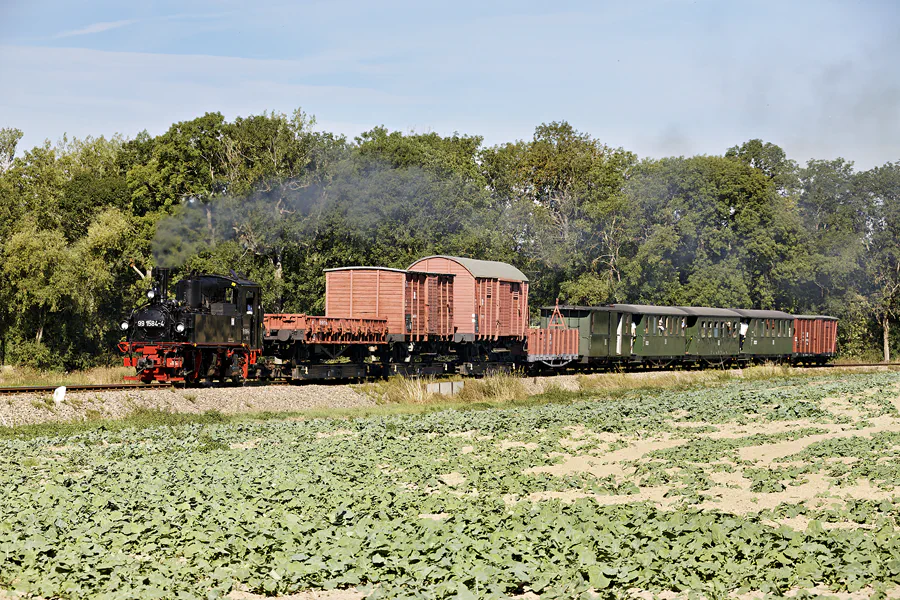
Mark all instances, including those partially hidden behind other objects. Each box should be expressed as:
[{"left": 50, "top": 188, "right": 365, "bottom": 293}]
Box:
[{"left": 3, "top": 372, "right": 900, "bottom": 598}]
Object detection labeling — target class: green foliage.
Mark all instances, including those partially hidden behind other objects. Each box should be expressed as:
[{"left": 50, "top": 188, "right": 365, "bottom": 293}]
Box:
[{"left": 0, "top": 109, "right": 895, "bottom": 368}]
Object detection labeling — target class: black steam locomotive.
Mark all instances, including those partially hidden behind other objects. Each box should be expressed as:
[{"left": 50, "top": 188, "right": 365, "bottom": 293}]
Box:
[{"left": 119, "top": 268, "right": 264, "bottom": 383}]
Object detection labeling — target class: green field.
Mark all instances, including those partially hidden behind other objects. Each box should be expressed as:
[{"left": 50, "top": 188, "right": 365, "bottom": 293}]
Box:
[{"left": 4, "top": 372, "right": 900, "bottom": 599}]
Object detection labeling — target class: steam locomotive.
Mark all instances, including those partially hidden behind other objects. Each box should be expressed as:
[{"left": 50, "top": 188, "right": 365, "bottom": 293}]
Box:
[
  {"left": 119, "top": 268, "right": 264, "bottom": 383},
  {"left": 118, "top": 256, "right": 838, "bottom": 384}
]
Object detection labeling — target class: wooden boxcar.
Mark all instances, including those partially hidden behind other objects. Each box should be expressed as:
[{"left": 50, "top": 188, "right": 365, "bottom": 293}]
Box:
[
  {"left": 679, "top": 307, "right": 741, "bottom": 362},
  {"left": 325, "top": 267, "right": 454, "bottom": 341},
  {"left": 793, "top": 315, "right": 838, "bottom": 363},
  {"left": 732, "top": 309, "right": 794, "bottom": 360},
  {"left": 407, "top": 256, "right": 529, "bottom": 341}
]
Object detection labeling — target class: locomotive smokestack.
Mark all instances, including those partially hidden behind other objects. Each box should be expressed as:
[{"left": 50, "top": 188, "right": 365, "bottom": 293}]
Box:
[{"left": 153, "top": 268, "right": 171, "bottom": 301}]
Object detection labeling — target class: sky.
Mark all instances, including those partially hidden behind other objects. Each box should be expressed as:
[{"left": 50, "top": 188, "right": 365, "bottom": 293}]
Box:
[{"left": 0, "top": 0, "right": 898, "bottom": 168}]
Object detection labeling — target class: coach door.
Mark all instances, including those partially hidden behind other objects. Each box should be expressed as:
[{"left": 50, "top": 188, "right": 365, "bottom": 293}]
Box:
[
  {"left": 615, "top": 312, "right": 632, "bottom": 356},
  {"left": 591, "top": 310, "right": 611, "bottom": 357}
]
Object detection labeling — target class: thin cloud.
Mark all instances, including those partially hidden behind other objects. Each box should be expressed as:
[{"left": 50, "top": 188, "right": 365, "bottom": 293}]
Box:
[{"left": 54, "top": 20, "right": 137, "bottom": 39}]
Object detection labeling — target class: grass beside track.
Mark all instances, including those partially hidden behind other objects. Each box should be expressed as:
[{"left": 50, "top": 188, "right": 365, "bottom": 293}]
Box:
[{"left": 0, "top": 365, "right": 132, "bottom": 387}]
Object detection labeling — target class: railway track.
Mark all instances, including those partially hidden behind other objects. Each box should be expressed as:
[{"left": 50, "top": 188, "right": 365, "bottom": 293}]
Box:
[
  {"left": 0, "top": 380, "right": 296, "bottom": 396},
  {"left": 821, "top": 362, "right": 900, "bottom": 368},
  {"left": 0, "top": 383, "right": 171, "bottom": 396},
  {"left": 0, "top": 362, "right": 896, "bottom": 396}
]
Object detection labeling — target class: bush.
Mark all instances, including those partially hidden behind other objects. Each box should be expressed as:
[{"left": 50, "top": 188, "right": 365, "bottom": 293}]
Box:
[{"left": 7, "top": 340, "right": 65, "bottom": 371}]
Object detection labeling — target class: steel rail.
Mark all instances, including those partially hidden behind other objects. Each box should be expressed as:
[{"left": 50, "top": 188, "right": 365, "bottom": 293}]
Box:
[{"left": 0, "top": 383, "right": 171, "bottom": 396}]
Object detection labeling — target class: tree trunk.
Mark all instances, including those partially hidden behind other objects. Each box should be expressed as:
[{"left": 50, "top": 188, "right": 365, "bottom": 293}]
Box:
[
  {"left": 207, "top": 206, "right": 214, "bottom": 247},
  {"left": 885, "top": 315, "right": 891, "bottom": 363},
  {"left": 35, "top": 324, "right": 43, "bottom": 345}
]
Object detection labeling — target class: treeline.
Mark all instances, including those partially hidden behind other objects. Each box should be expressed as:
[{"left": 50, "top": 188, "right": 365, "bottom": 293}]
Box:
[{"left": 0, "top": 109, "right": 897, "bottom": 369}]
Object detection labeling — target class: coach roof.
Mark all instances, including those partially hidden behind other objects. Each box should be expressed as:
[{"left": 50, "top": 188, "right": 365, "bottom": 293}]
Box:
[
  {"left": 678, "top": 307, "right": 742, "bottom": 318},
  {"left": 409, "top": 256, "right": 529, "bottom": 282},
  {"left": 610, "top": 304, "right": 688, "bottom": 316},
  {"left": 731, "top": 309, "right": 794, "bottom": 319}
]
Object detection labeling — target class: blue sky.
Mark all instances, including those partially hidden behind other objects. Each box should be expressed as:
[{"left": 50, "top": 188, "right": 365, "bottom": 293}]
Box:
[{"left": 1, "top": 0, "right": 897, "bottom": 168}]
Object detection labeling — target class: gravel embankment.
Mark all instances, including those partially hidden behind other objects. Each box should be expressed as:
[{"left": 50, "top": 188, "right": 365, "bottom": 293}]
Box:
[{"left": 0, "top": 384, "right": 376, "bottom": 427}]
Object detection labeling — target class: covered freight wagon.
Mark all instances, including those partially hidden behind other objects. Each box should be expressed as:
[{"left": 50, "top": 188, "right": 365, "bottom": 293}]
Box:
[
  {"left": 793, "top": 315, "right": 838, "bottom": 363},
  {"left": 324, "top": 267, "right": 454, "bottom": 341},
  {"left": 407, "top": 256, "right": 529, "bottom": 341}
]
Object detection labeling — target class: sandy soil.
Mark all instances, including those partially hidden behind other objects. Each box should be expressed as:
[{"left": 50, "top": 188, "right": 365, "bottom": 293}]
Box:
[{"left": 507, "top": 382, "right": 900, "bottom": 520}]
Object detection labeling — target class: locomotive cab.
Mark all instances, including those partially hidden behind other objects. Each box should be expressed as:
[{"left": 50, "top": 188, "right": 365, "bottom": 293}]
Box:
[{"left": 174, "top": 275, "right": 264, "bottom": 349}]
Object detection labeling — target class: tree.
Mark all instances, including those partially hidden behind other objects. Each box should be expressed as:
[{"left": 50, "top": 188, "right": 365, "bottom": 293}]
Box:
[
  {"left": 0, "top": 127, "right": 23, "bottom": 173},
  {"left": 1, "top": 220, "right": 70, "bottom": 346},
  {"left": 222, "top": 109, "right": 323, "bottom": 196},
  {"left": 127, "top": 112, "right": 228, "bottom": 214},
  {"left": 480, "top": 122, "right": 636, "bottom": 309},
  {"left": 620, "top": 156, "right": 797, "bottom": 309},
  {"left": 861, "top": 162, "right": 900, "bottom": 361},
  {"left": 356, "top": 126, "right": 484, "bottom": 184},
  {"left": 60, "top": 171, "right": 130, "bottom": 239},
  {"left": 725, "top": 139, "right": 799, "bottom": 196},
  {"left": 791, "top": 159, "right": 869, "bottom": 322}
]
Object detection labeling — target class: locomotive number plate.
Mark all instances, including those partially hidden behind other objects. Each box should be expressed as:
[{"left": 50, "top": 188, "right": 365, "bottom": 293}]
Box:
[{"left": 137, "top": 320, "right": 164, "bottom": 327}]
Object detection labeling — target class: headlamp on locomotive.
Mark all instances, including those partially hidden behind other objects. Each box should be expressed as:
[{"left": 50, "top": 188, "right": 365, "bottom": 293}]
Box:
[{"left": 118, "top": 268, "right": 263, "bottom": 384}]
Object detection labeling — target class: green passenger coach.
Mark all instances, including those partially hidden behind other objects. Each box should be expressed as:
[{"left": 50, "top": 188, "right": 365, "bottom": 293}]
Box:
[
  {"left": 732, "top": 309, "right": 794, "bottom": 360},
  {"left": 611, "top": 305, "right": 688, "bottom": 365},
  {"left": 678, "top": 307, "right": 741, "bottom": 363}
]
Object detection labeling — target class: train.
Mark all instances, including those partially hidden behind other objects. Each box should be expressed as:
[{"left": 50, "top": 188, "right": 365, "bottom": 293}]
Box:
[{"left": 117, "top": 255, "right": 838, "bottom": 384}]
